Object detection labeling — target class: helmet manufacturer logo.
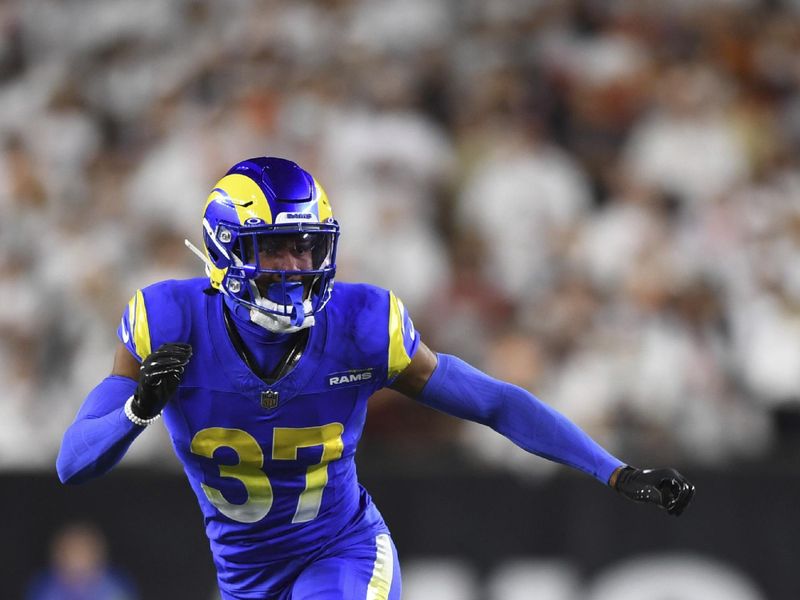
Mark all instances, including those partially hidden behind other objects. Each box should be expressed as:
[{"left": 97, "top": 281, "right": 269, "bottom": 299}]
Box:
[
  {"left": 276, "top": 212, "right": 318, "bottom": 224},
  {"left": 260, "top": 390, "right": 279, "bottom": 409}
]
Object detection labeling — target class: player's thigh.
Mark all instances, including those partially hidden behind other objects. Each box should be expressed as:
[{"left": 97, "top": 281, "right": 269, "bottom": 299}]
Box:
[{"left": 290, "top": 533, "right": 401, "bottom": 600}]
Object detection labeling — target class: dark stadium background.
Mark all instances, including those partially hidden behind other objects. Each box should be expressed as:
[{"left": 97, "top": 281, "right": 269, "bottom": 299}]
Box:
[{"left": 5, "top": 463, "right": 799, "bottom": 599}]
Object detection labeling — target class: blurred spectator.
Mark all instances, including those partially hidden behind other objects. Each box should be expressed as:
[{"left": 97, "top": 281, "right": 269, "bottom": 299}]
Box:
[
  {"left": 455, "top": 128, "right": 592, "bottom": 302},
  {"left": 623, "top": 64, "right": 749, "bottom": 212},
  {"left": 26, "top": 522, "right": 137, "bottom": 600}
]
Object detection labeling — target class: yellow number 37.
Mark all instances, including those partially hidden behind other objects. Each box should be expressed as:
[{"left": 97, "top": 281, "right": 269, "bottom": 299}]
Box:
[{"left": 190, "top": 423, "right": 345, "bottom": 524}]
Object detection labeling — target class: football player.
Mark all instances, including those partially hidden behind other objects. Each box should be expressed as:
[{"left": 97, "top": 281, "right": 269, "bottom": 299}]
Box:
[{"left": 57, "top": 157, "right": 694, "bottom": 600}]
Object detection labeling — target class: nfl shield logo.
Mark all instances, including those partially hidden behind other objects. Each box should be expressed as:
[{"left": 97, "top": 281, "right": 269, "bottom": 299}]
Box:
[{"left": 260, "top": 390, "right": 279, "bottom": 410}]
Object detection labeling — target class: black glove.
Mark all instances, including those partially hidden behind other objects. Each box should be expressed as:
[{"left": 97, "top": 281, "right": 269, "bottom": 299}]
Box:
[
  {"left": 131, "top": 343, "right": 193, "bottom": 419},
  {"left": 614, "top": 466, "right": 695, "bottom": 516}
]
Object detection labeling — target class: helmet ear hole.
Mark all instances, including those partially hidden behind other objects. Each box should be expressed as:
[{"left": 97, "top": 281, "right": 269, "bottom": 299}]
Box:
[{"left": 203, "top": 231, "right": 223, "bottom": 265}]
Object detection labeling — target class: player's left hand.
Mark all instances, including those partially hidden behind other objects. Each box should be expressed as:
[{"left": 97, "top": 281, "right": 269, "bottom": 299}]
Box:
[{"left": 613, "top": 466, "right": 695, "bottom": 516}]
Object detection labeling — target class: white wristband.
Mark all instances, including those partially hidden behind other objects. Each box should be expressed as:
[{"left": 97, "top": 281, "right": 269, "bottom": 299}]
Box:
[{"left": 124, "top": 395, "right": 161, "bottom": 427}]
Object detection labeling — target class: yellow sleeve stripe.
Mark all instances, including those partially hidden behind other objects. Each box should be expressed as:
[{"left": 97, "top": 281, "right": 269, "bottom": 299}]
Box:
[
  {"left": 387, "top": 291, "right": 411, "bottom": 381},
  {"left": 132, "top": 289, "right": 152, "bottom": 360}
]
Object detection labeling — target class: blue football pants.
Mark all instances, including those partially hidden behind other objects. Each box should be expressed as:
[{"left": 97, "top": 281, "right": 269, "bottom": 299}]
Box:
[
  {"left": 220, "top": 533, "right": 401, "bottom": 600},
  {"left": 288, "top": 533, "right": 400, "bottom": 600}
]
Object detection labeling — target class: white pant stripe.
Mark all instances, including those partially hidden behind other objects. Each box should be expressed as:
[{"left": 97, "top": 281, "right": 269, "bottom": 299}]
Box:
[{"left": 366, "top": 534, "right": 394, "bottom": 600}]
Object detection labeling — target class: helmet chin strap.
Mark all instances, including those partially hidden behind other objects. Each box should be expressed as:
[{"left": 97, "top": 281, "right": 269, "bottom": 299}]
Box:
[{"left": 249, "top": 281, "right": 316, "bottom": 334}]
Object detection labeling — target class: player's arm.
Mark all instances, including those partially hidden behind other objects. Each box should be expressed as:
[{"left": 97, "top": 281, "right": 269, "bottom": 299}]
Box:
[
  {"left": 390, "top": 343, "right": 694, "bottom": 516},
  {"left": 56, "top": 342, "right": 191, "bottom": 485}
]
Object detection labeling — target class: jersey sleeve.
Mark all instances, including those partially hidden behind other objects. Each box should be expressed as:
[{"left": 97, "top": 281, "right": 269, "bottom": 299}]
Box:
[
  {"left": 386, "top": 290, "right": 420, "bottom": 384},
  {"left": 117, "top": 281, "right": 190, "bottom": 362}
]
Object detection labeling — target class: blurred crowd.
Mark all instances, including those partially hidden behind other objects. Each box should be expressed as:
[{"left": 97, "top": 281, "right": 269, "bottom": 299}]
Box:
[{"left": 1, "top": 0, "right": 799, "bottom": 473}]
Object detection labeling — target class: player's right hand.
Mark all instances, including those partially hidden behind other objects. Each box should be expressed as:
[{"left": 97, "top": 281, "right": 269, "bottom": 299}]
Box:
[
  {"left": 614, "top": 466, "right": 695, "bottom": 516},
  {"left": 131, "top": 343, "right": 193, "bottom": 419}
]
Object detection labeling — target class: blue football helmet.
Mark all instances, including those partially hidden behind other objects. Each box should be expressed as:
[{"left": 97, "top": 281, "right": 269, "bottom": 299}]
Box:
[{"left": 198, "top": 157, "right": 339, "bottom": 332}]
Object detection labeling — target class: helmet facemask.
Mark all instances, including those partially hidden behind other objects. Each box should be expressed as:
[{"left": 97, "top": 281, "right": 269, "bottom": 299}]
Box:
[{"left": 210, "top": 222, "right": 339, "bottom": 333}]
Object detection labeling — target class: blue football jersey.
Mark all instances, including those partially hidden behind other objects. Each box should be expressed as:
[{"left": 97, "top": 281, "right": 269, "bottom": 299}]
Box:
[{"left": 117, "top": 278, "right": 419, "bottom": 594}]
